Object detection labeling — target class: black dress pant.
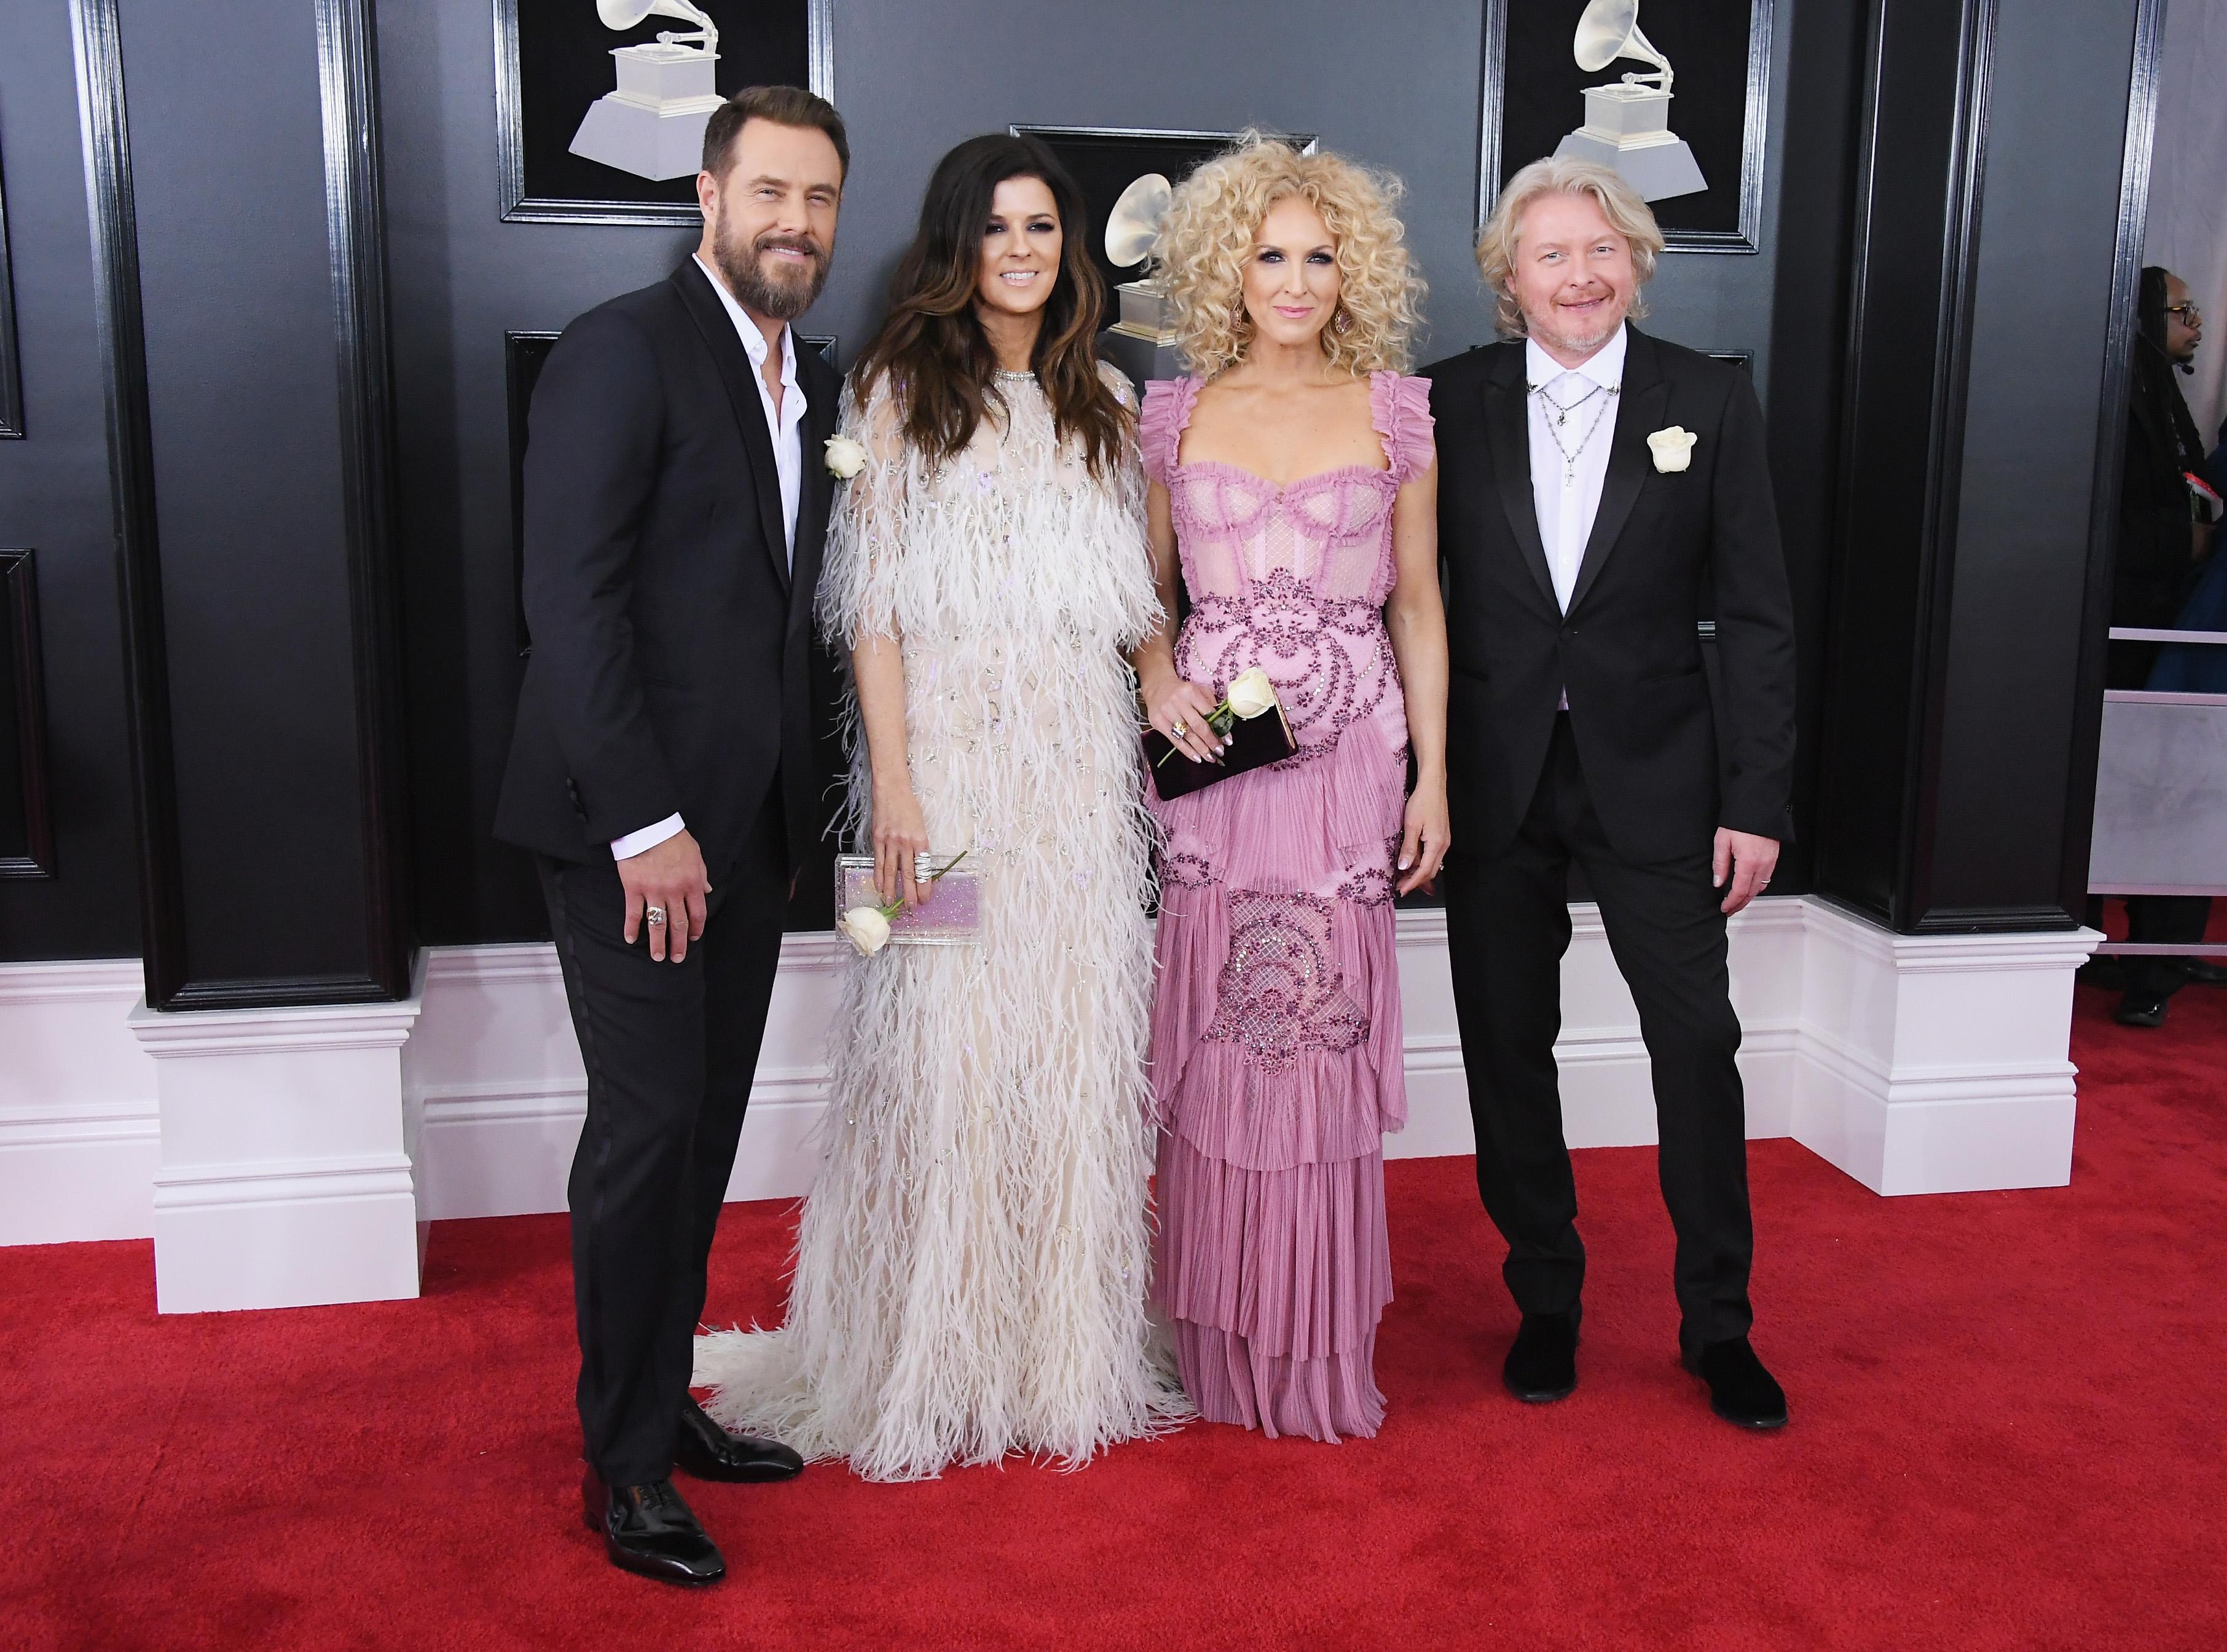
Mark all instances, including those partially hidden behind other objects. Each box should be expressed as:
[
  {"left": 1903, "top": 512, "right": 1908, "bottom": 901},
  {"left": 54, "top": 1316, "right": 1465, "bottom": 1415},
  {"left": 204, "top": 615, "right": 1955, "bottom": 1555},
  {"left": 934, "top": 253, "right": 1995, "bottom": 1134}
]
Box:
[
  {"left": 536, "top": 793, "right": 788, "bottom": 1486},
  {"left": 2124, "top": 894, "right": 2215, "bottom": 996},
  {"left": 1443, "top": 715, "right": 1754, "bottom": 1346}
]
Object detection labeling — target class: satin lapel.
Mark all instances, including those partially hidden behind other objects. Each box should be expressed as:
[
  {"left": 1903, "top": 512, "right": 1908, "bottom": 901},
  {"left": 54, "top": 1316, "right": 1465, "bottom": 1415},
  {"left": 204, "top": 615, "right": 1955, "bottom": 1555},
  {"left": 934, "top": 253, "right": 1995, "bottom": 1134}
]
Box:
[
  {"left": 788, "top": 356, "right": 839, "bottom": 618},
  {"left": 1482, "top": 351, "right": 1559, "bottom": 612},
  {"left": 670, "top": 262, "right": 791, "bottom": 594},
  {"left": 1565, "top": 328, "right": 1665, "bottom": 616}
]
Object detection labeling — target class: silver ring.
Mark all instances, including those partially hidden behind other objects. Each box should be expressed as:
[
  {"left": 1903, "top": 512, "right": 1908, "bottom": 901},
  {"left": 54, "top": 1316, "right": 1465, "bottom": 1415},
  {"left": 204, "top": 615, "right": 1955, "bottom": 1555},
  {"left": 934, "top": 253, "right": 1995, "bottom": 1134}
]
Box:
[{"left": 645, "top": 906, "right": 667, "bottom": 927}]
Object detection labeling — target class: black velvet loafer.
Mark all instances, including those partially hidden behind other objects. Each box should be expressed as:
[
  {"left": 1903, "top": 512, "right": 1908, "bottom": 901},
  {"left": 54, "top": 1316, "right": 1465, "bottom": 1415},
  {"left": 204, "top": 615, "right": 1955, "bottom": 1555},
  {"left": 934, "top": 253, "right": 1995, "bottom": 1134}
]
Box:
[
  {"left": 2180, "top": 959, "right": 2227, "bottom": 987},
  {"left": 1681, "top": 1335, "right": 1789, "bottom": 1430},
  {"left": 1502, "top": 1308, "right": 1581, "bottom": 1403},
  {"left": 674, "top": 1396, "right": 804, "bottom": 1484},
  {"left": 582, "top": 1472, "right": 725, "bottom": 1586}
]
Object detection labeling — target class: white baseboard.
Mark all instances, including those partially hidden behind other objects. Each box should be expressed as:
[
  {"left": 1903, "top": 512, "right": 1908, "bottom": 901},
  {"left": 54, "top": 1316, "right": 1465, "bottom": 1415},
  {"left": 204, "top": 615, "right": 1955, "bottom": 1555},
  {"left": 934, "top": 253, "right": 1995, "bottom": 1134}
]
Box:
[
  {"left": 0, "top": 897, "right": 2103, "bottom": 1272},
  {"left": 0, "top": 960, "right": 158, "bottom": 1245}
]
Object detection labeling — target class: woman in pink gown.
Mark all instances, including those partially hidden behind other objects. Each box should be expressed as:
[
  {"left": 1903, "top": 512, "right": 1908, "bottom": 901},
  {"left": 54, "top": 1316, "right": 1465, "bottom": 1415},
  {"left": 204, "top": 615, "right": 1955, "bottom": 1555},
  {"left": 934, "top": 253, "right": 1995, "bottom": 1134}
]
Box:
[{"left": 1131, "top": 138, "right": 1450, "bottom": 1441}]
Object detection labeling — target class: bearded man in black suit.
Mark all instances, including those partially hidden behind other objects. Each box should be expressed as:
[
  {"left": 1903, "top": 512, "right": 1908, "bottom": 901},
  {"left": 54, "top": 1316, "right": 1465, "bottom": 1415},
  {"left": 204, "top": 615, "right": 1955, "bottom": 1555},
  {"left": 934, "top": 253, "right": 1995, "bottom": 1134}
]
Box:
[
  {"left": 1423, "top": 159, "right": 1798, "bottom": 1430},
  {"left": 495, "top": 87, "right": 848, "bottom": 1583}
]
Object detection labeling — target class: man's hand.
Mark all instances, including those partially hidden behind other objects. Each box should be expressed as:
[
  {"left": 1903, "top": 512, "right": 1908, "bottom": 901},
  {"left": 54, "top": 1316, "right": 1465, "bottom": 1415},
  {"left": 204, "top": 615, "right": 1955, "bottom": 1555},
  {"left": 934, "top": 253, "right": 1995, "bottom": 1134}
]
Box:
[
  {"left": 1713, "top": 827, "right": 1780, "bottom": 916},
  {"left": 618, "top": 829, "right": 710, "bottom": 962}
]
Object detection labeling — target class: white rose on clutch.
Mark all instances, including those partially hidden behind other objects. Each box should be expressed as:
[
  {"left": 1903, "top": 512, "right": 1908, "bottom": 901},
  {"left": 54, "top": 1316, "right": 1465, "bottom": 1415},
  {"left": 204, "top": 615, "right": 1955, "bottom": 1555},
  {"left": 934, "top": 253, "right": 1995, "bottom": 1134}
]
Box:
[
  {"left": 836, "top": 904, "right": 892, "bottom": 956},
  {"left": 1647, "top": 426, "right": 1699, "bottom": 473},
  {"left": 1223, "top": 667, "right": 1279, "bottom": 720},
  {"left": 824, "top": 435, "right": 870, "bottom": 480}
]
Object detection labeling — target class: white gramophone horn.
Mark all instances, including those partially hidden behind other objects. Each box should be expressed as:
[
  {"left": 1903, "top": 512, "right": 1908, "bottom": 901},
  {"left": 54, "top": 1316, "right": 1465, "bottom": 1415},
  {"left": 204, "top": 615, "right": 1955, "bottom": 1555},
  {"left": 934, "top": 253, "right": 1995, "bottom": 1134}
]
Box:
[
  {"left": 597, "top": 0, "right": 719, "bottom": 53},
  {"left": 1573, "top": 0, "right": 1672, "bottom": 93},
  {"left": 1104, "top": 173, "right": 1174, "bottom": 271}
]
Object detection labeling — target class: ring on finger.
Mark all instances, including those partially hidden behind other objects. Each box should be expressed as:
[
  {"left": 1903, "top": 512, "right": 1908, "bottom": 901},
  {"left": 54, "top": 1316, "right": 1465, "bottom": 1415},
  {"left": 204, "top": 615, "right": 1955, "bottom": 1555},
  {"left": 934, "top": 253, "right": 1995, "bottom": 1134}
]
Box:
[
  {"left": 645, "top": 906, "right": 667, "bottom": 927},
  {"left": 1171, "top": 718, "right": 1189, "bottom": 739}
]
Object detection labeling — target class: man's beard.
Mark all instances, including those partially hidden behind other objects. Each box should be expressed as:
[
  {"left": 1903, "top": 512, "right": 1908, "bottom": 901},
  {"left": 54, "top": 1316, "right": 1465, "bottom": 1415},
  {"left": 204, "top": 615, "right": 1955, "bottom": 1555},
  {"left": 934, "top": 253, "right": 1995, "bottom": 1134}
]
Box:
[
  {"left": 714, "top": 220, "right": 830, "bottom": 321},
  {"left": 1530, "top": 296, "right": 1625, "bottom": 358}
]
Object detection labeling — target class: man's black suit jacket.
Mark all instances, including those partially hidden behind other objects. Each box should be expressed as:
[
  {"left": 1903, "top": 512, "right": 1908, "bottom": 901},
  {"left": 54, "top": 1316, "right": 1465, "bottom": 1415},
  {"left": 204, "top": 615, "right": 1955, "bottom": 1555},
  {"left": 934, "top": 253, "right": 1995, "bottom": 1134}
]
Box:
[
  {"left": 495, "top": 259, "right": 841, "bottom": 884},
  {"left": 1423, "top": 327, "right": 1796, "bottom": 866}
]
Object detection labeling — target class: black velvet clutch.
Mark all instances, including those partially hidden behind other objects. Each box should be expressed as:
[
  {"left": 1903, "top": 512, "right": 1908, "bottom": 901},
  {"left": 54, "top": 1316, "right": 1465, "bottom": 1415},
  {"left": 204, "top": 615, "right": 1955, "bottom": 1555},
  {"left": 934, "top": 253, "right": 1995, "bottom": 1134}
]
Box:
[{"left": 1144, "top": 707, "right": 1297, "bottom": 800}]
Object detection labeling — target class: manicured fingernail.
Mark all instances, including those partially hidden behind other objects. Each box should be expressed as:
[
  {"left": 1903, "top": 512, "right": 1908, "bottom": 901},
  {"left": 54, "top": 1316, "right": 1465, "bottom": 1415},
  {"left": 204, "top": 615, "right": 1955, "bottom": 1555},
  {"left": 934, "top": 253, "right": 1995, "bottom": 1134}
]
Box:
[{"left": 1399, "top": 856, "right": 1413, "bottom": 870}]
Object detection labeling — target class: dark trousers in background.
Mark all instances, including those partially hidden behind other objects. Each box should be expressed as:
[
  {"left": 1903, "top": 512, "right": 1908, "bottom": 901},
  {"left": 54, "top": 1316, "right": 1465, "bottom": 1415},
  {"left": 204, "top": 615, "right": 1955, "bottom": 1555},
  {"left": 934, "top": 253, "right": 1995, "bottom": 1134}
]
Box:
[
  {"left": 2125, "top": 894, "right": 2215, "bottom": 996},
  {"left": 1442, "top": 715, "right": 1755, "bottom": 1347},
  {"left": 536, "top": 793, "right": 788, "bottom": 1486}
]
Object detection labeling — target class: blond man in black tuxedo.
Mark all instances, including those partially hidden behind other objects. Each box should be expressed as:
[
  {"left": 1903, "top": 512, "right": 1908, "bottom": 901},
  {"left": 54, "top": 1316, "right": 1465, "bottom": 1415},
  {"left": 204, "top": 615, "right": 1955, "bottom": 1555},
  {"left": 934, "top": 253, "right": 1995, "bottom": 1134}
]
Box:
[{"left": 1423, "top": 159, "right": 1797, "bottom": 1430}]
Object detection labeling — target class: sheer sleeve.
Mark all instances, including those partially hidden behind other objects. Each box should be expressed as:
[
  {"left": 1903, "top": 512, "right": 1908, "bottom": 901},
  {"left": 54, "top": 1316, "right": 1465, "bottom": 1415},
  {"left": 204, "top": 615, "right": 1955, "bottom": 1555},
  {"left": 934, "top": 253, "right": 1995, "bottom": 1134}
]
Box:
[
  {"left": 1137, "top": 376, "right": 1199, "bottom": 488},
  {"left": 1371, "top": 372, "right": 1437, "bottom": 484},
  {"left": 816, "top": 376, "right": 910, "bottom": 647}
]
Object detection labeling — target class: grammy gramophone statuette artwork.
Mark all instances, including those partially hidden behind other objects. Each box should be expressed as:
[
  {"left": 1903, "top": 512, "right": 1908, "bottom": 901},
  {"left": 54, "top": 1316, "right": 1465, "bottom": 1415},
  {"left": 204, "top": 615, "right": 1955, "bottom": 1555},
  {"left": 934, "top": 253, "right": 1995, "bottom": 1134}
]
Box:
[
  {"left": 1099, "top": 173, "right": 1183, "bottom": 391},
  {"left": 1483, "top": 0, "right": 1772, "bottom": 253},
  {"left": 495, "top": 0, "right": 829, "bottom": 224}
]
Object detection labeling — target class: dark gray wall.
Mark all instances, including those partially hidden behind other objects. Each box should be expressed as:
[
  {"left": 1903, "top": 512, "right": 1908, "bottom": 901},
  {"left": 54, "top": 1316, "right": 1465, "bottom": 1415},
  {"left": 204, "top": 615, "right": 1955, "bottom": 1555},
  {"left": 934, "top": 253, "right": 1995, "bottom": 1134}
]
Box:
[
  {"left": 0, "top": 2, "right": 139, "bottom": 961},
  {"left": 1930, "top": 0, "right": 2144, "bottom": 913},
  {"left": 380, "top": 0, "right": 1799, "bottom": 943}
]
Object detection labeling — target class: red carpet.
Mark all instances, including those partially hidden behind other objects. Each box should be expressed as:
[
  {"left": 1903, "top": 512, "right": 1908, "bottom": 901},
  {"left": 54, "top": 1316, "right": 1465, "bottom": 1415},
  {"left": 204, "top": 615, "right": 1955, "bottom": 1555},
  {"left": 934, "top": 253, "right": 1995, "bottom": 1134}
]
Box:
[{"left": 4, "top": 980, "right": 2223, "bottom": 1651}]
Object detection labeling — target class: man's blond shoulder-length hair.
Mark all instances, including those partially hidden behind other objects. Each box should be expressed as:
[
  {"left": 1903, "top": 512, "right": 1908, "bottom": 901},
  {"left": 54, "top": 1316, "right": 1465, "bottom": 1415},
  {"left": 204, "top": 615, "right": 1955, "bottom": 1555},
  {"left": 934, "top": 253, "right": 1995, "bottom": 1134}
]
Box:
[
  {"left": 1158, "top": 134, "right": 1425, "bottom": 378},
  {"left": 1477, "top": 157, "right": 1665, "bottom": 338}
]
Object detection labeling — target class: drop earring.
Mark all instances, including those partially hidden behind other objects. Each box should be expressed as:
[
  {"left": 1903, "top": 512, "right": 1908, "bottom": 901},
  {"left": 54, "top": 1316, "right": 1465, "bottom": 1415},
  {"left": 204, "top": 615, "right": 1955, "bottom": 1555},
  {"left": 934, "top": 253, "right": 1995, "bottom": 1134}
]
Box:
[{"left": 1333, "top": 307, "right": 1354, "bottom": 334}]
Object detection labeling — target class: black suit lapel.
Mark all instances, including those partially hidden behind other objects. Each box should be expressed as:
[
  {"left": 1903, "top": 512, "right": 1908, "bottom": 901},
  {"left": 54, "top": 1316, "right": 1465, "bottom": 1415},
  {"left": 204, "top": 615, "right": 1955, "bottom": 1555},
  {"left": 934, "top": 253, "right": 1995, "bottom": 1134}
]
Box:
[
  {"left": 1482, "top": 348, "right": 1560, "bottom": 612},
  {"left": 1566, "top": 327, "right": 1667, "bottom": 616},
  {"left": 671, "top": 261, "right": 791, "bottom": 594},
  {"left": 788, "top": 355, "right": 839, "bottom": 619}
]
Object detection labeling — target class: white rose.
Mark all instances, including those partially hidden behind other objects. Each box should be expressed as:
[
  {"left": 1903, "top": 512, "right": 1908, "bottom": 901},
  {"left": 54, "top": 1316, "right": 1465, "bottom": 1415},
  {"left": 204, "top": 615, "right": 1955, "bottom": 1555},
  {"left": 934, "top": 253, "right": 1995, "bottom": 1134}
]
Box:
[
  {"left": 824, "top": 435, "right": 870, "bottom": 480},
  {"left": 1224, "top": 667, "right": 1279, "bottom": 720},
  {"left": 836, "top": 904, "right": 892, "bottom": 956},
  {"left": 1647, "top": 426, "right": 1698, "bottom": 473}
]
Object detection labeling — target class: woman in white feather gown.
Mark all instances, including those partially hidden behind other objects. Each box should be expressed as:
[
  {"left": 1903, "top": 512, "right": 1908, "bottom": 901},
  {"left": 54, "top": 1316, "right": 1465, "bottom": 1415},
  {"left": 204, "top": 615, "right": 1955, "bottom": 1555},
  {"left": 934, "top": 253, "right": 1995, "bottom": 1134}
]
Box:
[{"left": 693, "top": 135, "right": 1187, "bottom": 1481}]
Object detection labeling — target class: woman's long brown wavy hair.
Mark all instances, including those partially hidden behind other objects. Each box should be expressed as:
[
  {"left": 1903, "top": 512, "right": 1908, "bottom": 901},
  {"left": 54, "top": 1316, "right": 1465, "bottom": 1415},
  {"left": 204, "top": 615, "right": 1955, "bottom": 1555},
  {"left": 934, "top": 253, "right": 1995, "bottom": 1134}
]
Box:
[{"left": 851, "top": 133, "right": 1128, "bottom": 478}]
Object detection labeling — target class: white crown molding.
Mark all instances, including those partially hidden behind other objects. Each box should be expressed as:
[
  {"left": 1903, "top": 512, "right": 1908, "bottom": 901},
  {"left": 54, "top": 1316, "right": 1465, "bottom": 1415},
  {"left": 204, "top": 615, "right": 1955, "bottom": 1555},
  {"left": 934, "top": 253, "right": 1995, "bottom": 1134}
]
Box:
[{"left": 127, "top": 995, "right": 423, "bottom": 1057}]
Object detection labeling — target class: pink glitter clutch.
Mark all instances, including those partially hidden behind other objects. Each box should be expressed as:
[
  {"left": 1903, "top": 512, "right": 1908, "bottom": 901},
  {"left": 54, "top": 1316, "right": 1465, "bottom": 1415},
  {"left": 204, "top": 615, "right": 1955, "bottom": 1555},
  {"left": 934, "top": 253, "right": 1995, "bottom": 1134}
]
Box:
[{"left": 833, "top": 853, "right": 981, "bottom": 945}]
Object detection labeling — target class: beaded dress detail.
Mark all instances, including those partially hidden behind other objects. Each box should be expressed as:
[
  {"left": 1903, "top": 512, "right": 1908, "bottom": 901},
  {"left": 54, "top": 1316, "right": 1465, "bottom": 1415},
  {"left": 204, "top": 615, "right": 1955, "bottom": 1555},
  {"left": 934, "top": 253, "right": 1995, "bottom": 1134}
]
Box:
[
  {"left": 693, "top": 364, "right": 1188, "bottom": 1480},
  {"left": 1141, "top": 372, "right": 1432, "bottom": 1441}
]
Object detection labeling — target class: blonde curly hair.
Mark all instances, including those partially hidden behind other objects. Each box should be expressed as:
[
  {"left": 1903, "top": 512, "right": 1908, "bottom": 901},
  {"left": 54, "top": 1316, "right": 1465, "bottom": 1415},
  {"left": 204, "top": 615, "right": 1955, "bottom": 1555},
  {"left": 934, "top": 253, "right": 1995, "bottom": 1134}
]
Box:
[{"left": 1156, "top": 133, "right": 1425, "bottom": 378}]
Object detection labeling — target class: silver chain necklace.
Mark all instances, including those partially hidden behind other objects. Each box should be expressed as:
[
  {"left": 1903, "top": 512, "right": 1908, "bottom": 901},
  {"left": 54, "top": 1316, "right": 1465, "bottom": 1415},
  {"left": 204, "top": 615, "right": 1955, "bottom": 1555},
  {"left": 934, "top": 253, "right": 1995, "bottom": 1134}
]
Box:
[{"left": 1530, "top": 377, "right": 1620, "bottom": 487}]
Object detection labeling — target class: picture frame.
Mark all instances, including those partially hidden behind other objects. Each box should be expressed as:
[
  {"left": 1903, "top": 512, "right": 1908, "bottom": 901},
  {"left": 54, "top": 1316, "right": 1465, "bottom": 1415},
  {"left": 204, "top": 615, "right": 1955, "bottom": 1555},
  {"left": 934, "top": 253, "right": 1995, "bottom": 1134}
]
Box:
[
  {"left": 1010, "top": 126, "right": 1318, "bottom": 306},
  {"left": 493, "top": 0, "right": 833, "bottom": 226},
  {"left": 0, "top": 551, "right": 54, "bottom": 878},
  {"left": 1478, "top": 0, "right": 1772, "bottom": 254},
  {"left": 504, "top": 328, "right": 837, "bottom": 651},
  {"left": 0, "top": 133, "right": 23, "bottom": 438}
]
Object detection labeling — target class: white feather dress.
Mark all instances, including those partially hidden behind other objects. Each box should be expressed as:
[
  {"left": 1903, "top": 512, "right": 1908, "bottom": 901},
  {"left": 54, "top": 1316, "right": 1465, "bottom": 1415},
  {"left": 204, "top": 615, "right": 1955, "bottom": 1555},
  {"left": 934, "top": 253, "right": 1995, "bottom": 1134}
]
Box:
[{"left": 692, "top": 364, "right": 1188, "bottom": 1480}]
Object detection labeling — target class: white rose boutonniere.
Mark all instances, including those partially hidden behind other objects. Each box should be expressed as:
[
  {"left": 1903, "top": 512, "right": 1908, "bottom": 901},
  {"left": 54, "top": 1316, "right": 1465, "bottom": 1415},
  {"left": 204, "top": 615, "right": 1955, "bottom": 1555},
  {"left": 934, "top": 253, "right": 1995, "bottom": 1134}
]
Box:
[
  {"left": 1647, "top": 426, "right": 1699, "bottom": 474},
  {"left": 824, "top": 435, "right": 869, "bottom": 480}
]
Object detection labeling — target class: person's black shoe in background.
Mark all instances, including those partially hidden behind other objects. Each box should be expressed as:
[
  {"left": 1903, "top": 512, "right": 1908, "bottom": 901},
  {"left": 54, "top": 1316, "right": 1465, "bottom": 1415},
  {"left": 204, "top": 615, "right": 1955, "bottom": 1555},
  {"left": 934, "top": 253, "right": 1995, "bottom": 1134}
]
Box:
[{"left": 2113, "top": 990, "right": 2169, "bottom": 1029}]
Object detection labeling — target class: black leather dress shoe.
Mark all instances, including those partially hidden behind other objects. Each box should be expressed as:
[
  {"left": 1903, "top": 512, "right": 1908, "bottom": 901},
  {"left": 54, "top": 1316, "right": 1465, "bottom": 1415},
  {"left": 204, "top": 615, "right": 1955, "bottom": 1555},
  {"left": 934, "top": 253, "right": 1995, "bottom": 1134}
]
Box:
[
  {"left": 1681, "top": 1335, "right": 1788, "bottom": 1430},
  {"left": 674, "top": 1396, "right": 804, "bottom": 1484},
  {"left": 1502, "top": 1308, "right": 1581, "bottom": 1403},
  {"left": 582, "top": 1472, "right": 725, "bottom": 1586},
  {"left": 2113, "top": 990, "right": 2169, "bottom": 1028},
  {"left": 2179, "top": 959, "right": 2227, "bottom": 987}
]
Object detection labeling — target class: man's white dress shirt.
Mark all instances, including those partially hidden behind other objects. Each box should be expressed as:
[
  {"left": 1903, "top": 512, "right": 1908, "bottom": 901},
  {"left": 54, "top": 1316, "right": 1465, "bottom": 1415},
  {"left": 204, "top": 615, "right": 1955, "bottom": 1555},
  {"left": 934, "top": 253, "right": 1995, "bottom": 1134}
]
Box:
[
  {"left": 1525, "top": 324, "right": 1625, "bottom": 710},
  {"left": 609, "top": 256, "right": 806, "bottom": 862}
]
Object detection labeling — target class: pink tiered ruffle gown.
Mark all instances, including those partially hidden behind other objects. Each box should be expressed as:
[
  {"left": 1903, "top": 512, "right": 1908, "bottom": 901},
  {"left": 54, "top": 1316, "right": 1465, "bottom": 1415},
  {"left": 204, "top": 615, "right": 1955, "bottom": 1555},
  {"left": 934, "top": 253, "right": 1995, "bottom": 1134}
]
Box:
[{"left": 1141, "top": 372, "right": 1433, "bottom": 1442}]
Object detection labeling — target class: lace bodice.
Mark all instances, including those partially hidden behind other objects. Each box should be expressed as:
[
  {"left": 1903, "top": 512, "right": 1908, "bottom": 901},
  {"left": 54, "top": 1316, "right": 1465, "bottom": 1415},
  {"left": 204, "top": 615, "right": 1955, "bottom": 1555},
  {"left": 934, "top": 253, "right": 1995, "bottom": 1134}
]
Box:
[{"left": 1139, "top": 372, "right": 1434, "bottom": 760}]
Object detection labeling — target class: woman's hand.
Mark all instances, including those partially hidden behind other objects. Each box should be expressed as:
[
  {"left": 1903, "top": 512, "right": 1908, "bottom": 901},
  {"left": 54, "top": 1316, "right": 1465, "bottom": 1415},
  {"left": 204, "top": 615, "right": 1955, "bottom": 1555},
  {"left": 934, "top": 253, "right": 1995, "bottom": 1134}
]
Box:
[
  {"left": 1141, "top": 666, "right": 1225, "bottom": 766},
  {"left": 871, "top": 783, "right": 931, "bottom": 908},
  {"left": 1396, "top": 775, "right": 1451, "bottom": 896}
]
